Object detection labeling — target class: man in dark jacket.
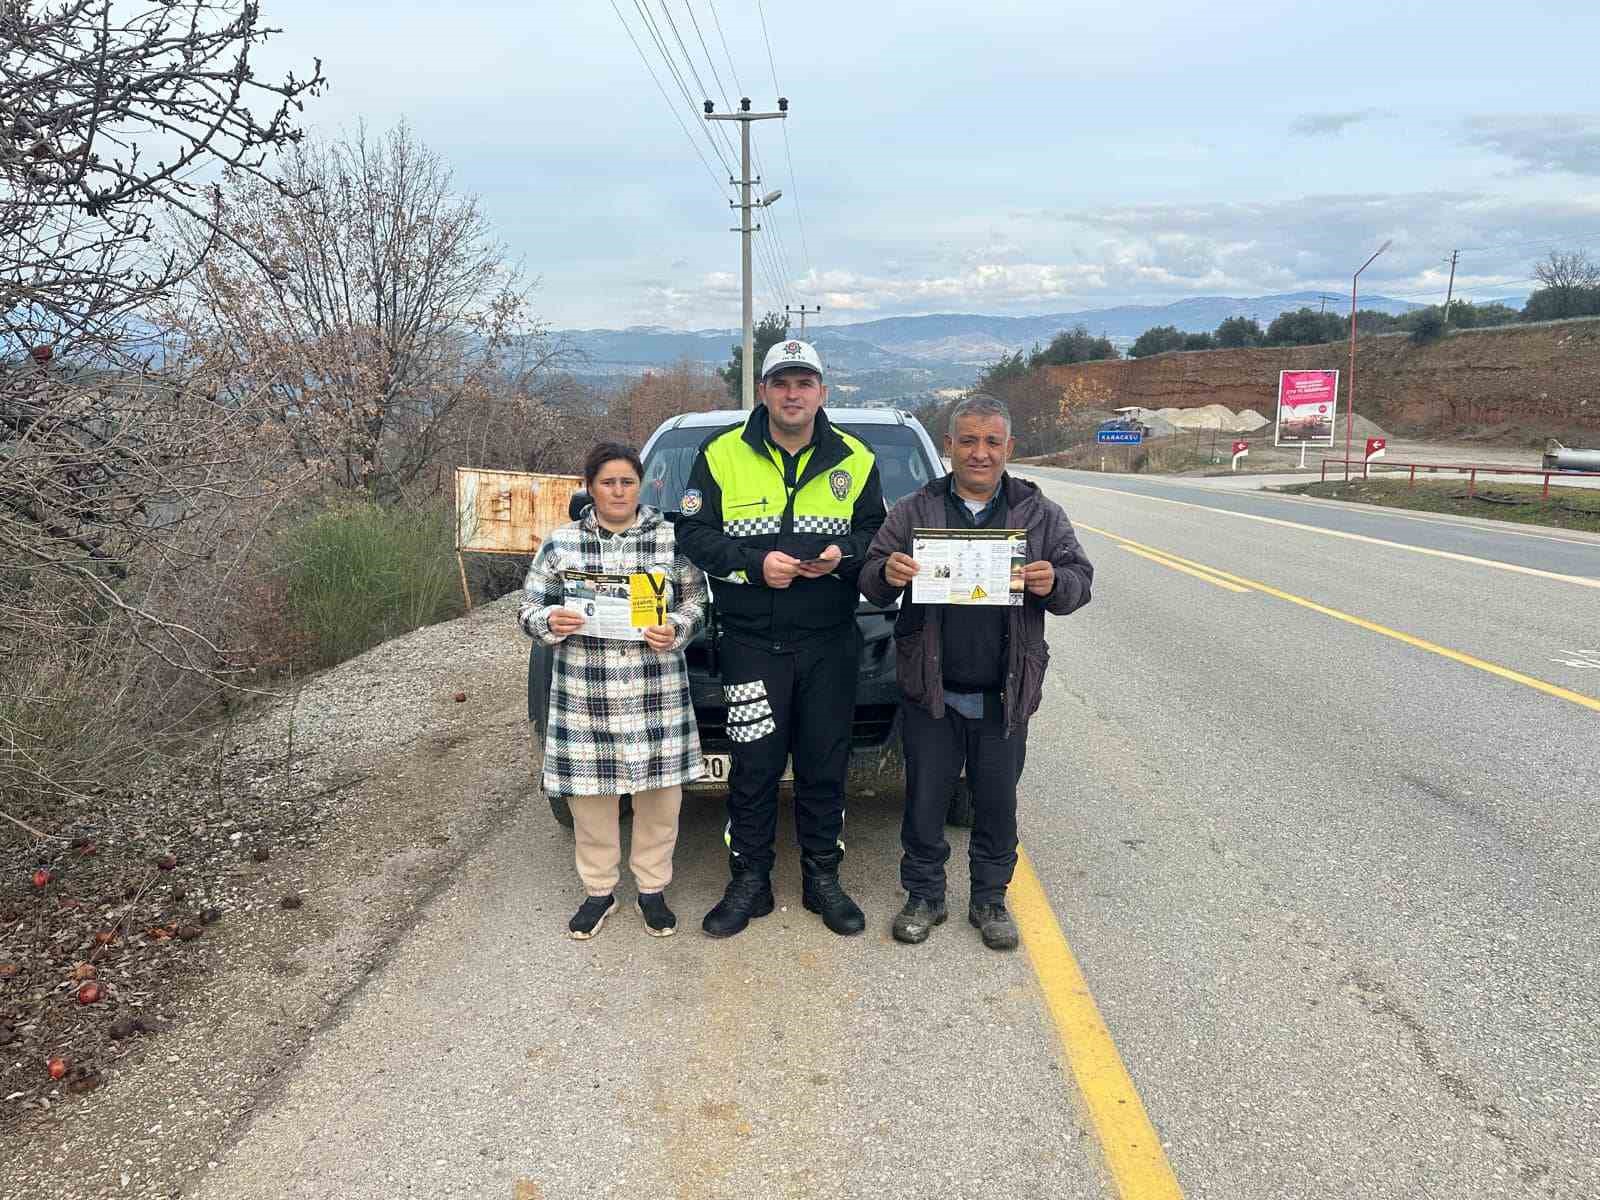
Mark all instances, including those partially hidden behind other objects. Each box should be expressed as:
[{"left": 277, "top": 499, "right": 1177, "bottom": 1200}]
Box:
[
  {"left": 861, "top": 394, "right": 1092, "bottom": 949},
  {"left": 676, "top": 339, "right": 886, "bottom": 938}
]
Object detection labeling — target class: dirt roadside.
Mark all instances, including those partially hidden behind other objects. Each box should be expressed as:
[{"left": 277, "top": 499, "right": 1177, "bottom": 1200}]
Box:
[{"left": 1, "top": 594, "right": 535, "bottom": 1200}]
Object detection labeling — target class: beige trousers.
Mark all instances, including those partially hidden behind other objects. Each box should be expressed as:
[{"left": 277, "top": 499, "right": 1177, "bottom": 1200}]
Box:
[{"left": 570, "top": 785, "right": 683, "bottom": 896}]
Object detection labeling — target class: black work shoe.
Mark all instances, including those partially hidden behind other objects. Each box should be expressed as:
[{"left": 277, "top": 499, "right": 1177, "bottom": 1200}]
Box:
[
  {"left": 968, "top": 901, "right": 1019, "bottom": 951},
  {"left": 637, "top": 891, "right": 677, "bottom": 938},
  {"left": 800, "top": 850, "right": 865, "bottom": 936},
  {"left": 891, "top": 896, "right": 948, "bottom": 945},
  {"left": 568, "top": 893, "right": 616, "bottom": 940},
  {"left": 702, "top": 857, "right": 774, "bottom": 938}
]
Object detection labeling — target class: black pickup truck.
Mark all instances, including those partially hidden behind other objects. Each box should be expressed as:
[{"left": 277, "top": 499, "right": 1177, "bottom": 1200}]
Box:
[{"left": 527, "top": 407, "right": 966, "bottom": 827}]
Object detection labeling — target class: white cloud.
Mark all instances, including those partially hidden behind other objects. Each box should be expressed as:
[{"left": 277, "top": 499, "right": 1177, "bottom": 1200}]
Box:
[
  {"left": 1289, "top": 110, "right": 1391, "bottom": 137},
  {"left": 1461, "top": 114, "right": 1600, "bottom": 176}
]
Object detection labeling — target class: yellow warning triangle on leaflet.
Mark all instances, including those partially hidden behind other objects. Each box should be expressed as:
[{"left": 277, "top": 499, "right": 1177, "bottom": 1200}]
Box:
[{"left": 970, "top": 584, "right": 987, "bottom": 600}]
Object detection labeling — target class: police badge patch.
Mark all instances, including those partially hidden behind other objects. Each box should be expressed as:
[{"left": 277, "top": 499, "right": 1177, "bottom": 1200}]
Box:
[
  {"left": 828, "top": 469, "right": 851, "bottom": 501},
  {"left": 680, "top": 488, "right": 703, "bottom": 515}
]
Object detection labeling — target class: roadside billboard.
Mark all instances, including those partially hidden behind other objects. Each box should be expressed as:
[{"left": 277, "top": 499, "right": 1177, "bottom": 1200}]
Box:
[
  {"left": 1274, "top": 370, "right": 1339, "bottom": 447},
  {"left": 455, "top": 468, "right": 581, "bottom": 555}
]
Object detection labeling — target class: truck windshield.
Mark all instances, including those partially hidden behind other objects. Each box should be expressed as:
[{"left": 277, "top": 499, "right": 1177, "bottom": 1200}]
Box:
[{"left": 640, "top": 421, "right": 938, "bottom": 514}]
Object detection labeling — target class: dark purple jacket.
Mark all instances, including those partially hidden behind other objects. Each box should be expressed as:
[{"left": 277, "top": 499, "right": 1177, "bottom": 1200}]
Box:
[{"left": 860, "top": 473, "right": 1093, "bottom": 736}]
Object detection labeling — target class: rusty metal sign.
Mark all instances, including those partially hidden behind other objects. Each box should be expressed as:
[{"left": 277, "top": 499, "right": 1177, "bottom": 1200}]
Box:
[{"left": 455, "top": 468, "right": 581, "bottom": 555}]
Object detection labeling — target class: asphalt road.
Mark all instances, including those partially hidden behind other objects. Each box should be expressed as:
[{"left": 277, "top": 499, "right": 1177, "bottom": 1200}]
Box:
[{"left": 192, "top": 470, "right": 1599, "bottom": 1200}]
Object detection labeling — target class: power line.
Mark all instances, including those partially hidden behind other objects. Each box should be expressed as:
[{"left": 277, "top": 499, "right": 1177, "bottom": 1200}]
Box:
[
  {"left": 607, "top": 0, "right": 727, "bottom": 195},
  {"left": 682, "top": 0, "right": 796, "bottom": 296},
  {"left": 654, "top": 1, "right": 741, "bottom": 170},
  {"left": 1455, "top": 229, "right": 1600, "bottom": 255},
  {"left": 754, "top": 0, "right": 813, "bottom": 278},
  {"left": 631, "top": 0, "right": 734, "bottom": 178}
]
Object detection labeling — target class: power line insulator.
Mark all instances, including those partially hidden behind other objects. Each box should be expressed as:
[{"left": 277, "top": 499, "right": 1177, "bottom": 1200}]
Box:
[
  {"left": 703, "top": 100, "right": 714, "bottom": 114},
  {"left": 740, "top": 97, "right": 751, "bottom": 112},
  {"left": 777, "top": 97, "right": 788, "bottom": 112}
]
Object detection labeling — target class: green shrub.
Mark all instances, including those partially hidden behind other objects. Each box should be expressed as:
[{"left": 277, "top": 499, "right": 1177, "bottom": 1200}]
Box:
[
  {"left": 276, "top": 501, "right": 461, "bottom": 668},
  {"left": 1409, "top": 308, "right": 1446, "bottom": 344}
]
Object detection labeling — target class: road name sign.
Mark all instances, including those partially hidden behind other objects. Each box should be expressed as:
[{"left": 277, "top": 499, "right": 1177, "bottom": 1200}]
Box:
[{"left": 1096, "top": 429, "right": 1143, "bottom": 445}]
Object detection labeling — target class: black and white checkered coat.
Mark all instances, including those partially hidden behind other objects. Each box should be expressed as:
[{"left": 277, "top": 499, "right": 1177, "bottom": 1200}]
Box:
[{"left": 519, "top": 505, "right": 707, "bottom": 798}]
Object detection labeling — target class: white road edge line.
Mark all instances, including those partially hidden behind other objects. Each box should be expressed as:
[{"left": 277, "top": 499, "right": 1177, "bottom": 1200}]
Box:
[
  {"left": 1051, "top": 479, "right": 1600, "bottom": 591},
  {"left": 1021, "top": 465, "right": 1600, "bottom": 549}
]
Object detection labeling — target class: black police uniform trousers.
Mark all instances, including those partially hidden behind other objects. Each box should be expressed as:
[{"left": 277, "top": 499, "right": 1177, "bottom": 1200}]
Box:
[
  {"left": 900, "top": 692, "right": 1028, "bottom": 906},
  {"left": 719, "top": 630, "right": 858, "bottom": 872}
]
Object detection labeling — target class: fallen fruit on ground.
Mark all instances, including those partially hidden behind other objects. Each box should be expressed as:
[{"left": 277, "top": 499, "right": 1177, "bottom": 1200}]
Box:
[
  {"left": 76, "top": 982, "right": 102, "bottom": 1005},
  {"left": 70, "top": 962, "right": 97, "bottom": 981},
  {"left": 48, "top": 1058, "right": 67, "bottom": 1080},
  {"left": 155, "top": 854, "right": 177, "bottom": 871},
  {"left": 94, "top": 929, "right": 116, "bottom": 946},
  {"left": 454, "top": 691, "right": 467, "bottom": 702},
  {"left": 31, "top": 868, "right": 50, "bottom": 888},
  {"left": 0, "top": 962, "right": 18, "bottom": 979}
]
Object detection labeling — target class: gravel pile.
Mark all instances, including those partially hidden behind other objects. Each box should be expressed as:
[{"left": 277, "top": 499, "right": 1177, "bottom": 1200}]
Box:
[{"left": 1, "top": 593, "right": 532, "bottom": 1195}]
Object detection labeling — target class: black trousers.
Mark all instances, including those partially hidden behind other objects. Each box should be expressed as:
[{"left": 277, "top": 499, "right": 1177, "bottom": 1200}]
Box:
[
  {"left": 719, "top": 632, "right": 858, "bottom": 872},
  {"left": 900, "top": 695, "right": 1028, "bottom": 905}
]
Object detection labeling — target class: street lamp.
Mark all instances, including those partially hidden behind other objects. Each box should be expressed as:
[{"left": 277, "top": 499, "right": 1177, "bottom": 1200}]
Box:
[{"left": 1346, "top": 239, "right": 1391, "bottom": 482}]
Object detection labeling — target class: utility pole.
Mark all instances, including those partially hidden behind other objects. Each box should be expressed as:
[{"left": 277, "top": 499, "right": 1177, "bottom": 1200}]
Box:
[
  {"left": 785, "top": 304, "right": 821, "bottom": 336},
  {"left": 1442, "top": 249, "right": 1460, "bottom": 327},
  {"left": 706, "top": 97, "right": 788, "bottom": 410}
]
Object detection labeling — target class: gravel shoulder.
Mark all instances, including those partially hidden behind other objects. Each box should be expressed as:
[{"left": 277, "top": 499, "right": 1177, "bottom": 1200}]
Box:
[{"left": 1, "top": 595, "right": 533, "bottom": 1200}]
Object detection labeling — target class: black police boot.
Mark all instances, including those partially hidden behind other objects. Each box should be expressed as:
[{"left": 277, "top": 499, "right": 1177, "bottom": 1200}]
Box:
[
  {"left": 701, "top": 855, "right": 775, "bottom": 939},
  {"left": 800, "top": 848, "right": 865, "bottom": 936}
]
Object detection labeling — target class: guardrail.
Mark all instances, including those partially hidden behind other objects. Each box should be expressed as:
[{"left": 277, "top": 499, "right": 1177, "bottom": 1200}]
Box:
[{"left": 1319, "top": 458, "right": 1600, "bottom": 498}]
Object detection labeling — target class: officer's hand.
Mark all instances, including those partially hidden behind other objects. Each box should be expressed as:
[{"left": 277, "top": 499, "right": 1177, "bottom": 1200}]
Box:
[
  {"left": 794, "top": 544, "right": 842, "bottom": 578},
  {"left": 1022, "top": 560, "right": 1056, "bottom": 598},
  {"left": 641, "top": 623, "right": 676, "bottom": 651},
  {"left": 884, "top": 552, "right": 920, "bottom": 588},
  {"left": 548, "top": 608, "right": 586, "bottom": 636},
  {"left": 762, "top": 551, "right": 803, "bottom": 589}
]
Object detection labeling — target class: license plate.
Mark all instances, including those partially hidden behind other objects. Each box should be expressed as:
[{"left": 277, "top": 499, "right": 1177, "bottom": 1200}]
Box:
[{"left": 696, "top": 753, "right": 793, "bottom": 786}]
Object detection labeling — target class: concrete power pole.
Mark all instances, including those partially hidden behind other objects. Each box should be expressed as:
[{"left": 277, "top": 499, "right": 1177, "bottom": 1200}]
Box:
[
  {"left": 1442, "top": 249, "right": 1460, "bottom": 327},
  {"left": 786, "top": 304, "right": 821, "bottom": 335},
  {"left": 706, "top": 97, "right": 788, "bottom": 410}
]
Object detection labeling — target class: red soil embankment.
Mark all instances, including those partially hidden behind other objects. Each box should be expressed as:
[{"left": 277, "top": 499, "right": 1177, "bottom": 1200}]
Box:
[{"left": 1044, "top": 319, "right": 1600, "bottom": 443}]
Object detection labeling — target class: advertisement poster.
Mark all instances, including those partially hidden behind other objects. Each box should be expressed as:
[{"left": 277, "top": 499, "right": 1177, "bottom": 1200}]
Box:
[
  {"left": 560, "top": 570, "right": 668, "bottom": 640},
  {"left": 909, "top": 528, "right": 1026, "bottom": 607},
  {"left": 1274, "top": 370, "right": 1339, "bottom": 446}
]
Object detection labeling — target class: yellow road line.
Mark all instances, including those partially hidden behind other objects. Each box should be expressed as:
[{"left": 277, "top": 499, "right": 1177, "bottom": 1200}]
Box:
[
  {"left": 1080, "top": 523, "right": 1600, "bottom": 715},
  {"left": 1117, "top": 544, "right": 1250, "bottom": 593},
  {"left": 1058, "top": 480, "right": 1600, "bottom": 590},
  {"left": 1012, "top": 848, "right": 1185, "bottom": 1200}
]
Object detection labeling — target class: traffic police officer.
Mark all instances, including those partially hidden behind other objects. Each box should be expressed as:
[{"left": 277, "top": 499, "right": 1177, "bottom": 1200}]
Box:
[{"left": 676, "top": 338, "right": 885, "bottom": 937}]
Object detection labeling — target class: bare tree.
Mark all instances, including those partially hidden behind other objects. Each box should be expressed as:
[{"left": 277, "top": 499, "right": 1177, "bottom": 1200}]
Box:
[
  {"left": 1, "top": 1, "right": 322, "bottom": 816},
  {"left": 1525, "top": 249, "right": 1600, "bottom": 321},
  {"left": 1533, "top": 249, "right": 1600, "bottom": 294},
  {"left": 170, "top": 122, "right": 551, "bottom": 498},
  {"left": 609, "top": 359, "right": 724, "bottom": 446}
]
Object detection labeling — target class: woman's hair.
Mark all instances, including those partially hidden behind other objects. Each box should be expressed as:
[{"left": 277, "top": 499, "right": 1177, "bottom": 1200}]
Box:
[{"left": 582, "top": 442, "right": 644, "bottom": 487}]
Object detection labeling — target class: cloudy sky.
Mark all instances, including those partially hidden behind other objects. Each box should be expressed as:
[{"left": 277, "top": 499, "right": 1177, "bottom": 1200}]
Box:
[{"left": 257, "top": 0, "right": 1600, "bottom": 329}]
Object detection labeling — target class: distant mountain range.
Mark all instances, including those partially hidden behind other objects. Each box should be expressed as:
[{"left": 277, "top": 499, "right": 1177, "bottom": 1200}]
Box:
[{"left": 551, "top": 291, "right": 1519, "bottom": 407}]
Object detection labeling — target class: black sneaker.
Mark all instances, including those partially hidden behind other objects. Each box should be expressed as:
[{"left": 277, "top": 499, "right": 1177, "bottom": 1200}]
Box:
[
  {"left": 968, "top": 901, "right": 1019, "bottom": 951},
  {"left": 891, "top": 896, "right": 948, "bottom": 945},
  {"left": 568, "top": 893, "right": 616, "bottom": 940},
  {"left": 637, "top": 891, "right": 677, "bottom": 938}
]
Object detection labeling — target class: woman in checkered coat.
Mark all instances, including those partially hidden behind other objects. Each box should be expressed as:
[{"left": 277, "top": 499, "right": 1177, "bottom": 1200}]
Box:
[{"left": 519, "top": 443, "right": 708, "bottom": 940}]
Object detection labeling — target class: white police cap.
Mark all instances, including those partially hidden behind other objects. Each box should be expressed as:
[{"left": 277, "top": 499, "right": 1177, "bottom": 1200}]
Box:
[{"left": 759, "top": 338, "right": 824, "bottom": 382}]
